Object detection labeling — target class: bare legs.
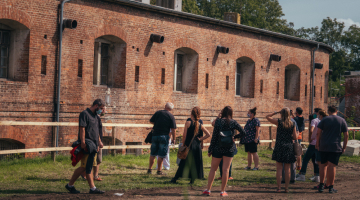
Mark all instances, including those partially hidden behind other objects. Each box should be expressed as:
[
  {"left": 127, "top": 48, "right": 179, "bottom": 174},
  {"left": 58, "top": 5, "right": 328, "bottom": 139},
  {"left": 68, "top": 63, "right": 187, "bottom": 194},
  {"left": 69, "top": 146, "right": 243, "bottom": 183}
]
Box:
[
  {"left": 319, "top": 162, "right": 328, "bottom": 185},
  {"left": 206, "top": 157, "right": 222, "bottom": 192},
  {"left": 320, "top": 162, "right": 336, "bottom": 186},
  {"left": 247, "top": 152, "right": 252, "bottom": 167},
  {"left": 149, "top": 155, "right": 164, "bottom": 171},
  {"left": 252, "top": 153, "right": 259, "bottom": 168},
  {"left": 69, "top": 167, "right": 95, "bottom": 188},
  {"left": 206, "top": 156, "right": 233, "bottom": 193},
  {"left": 276, "top": 162, "right": 290, "bottom": 191}
]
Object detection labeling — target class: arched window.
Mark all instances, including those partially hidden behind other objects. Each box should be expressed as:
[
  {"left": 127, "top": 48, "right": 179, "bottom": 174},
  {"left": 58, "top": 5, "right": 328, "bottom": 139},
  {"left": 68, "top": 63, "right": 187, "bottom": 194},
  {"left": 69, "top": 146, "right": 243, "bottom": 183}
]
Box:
[
  {"left": 93, "top": 35, "right": 126, "bottom": 88},
  {"left": 324, "top": 71, "right": 329, "bottom": 103},
  {"left": 0, "top": 139, "right": 25, "bottom": 160},
  {"left": 235, "top": 57, "right": 255, "bottom": 98},
  {"left": 284, "top": 64, "right": 300, "bottom": 101},
  {"left": 0, "top": 19, "right": 30, "bottom": 81},
  {"left": 174, "top": 47, "right": 198, "bottom": 93}
]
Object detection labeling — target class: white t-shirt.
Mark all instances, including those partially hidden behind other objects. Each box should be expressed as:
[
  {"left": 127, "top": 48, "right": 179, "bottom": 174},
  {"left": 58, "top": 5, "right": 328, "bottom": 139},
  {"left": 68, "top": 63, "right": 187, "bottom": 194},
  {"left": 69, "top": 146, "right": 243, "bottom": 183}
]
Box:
[{"left": 310, "top": 118, "right": 321, "bottom": 145}]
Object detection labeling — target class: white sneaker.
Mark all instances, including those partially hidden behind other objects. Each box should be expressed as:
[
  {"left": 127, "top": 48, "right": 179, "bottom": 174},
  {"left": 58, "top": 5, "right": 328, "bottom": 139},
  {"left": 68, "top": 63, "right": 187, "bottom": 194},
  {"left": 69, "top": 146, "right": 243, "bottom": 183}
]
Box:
[
  {"left": 313, "top": 176, "right": 320, "bottom": 182},
  {"left": 295, "top": 174, "right": 305, "bottom": 181},
  {"left": 309, "top": 176, "right": 316, "bottom": 181}
]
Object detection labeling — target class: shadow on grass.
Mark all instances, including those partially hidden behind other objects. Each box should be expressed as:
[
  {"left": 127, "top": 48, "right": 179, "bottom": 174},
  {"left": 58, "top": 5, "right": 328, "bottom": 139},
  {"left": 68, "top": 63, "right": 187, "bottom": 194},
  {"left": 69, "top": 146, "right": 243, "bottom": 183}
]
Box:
[
  {"left": 0, "top": 189, "right": 62, "bottom": 195},
  {"left": 25, "top": 176, "right": 68, "bottom": 182}
]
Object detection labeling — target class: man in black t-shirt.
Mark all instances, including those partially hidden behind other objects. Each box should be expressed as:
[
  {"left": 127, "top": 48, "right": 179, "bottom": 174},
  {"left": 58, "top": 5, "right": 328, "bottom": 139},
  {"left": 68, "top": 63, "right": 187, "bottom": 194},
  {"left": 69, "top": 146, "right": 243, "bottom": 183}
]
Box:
[
  {"left": 148, "top": 102, "right": 177, "bottom": 175},
  {"left": 316, "top": 106, "right": 348, "bottom": 193},
  {"left": 66, "top": 99, "right": 105, "bottom": 194}
]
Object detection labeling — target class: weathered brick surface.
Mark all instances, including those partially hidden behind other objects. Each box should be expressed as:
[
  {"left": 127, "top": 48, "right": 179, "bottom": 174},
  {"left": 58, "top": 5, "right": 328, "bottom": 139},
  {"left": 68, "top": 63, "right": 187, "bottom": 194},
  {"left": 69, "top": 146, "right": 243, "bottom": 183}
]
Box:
[
  {"left": 345, "top": 76, "right": 360, "bottom": 124},
  {"left": 0, "top": 0, "right": 330, "bottom": 156}
]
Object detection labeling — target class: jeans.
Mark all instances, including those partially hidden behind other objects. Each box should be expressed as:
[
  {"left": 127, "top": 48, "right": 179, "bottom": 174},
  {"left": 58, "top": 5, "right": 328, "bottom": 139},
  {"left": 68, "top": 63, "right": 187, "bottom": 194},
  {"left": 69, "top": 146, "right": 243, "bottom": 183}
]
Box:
[
  {"left": 299, "top": 145, "right": 319, "bottom": 175},
  {"left": 219, "top": 160, "right": 232, "bottom": 178},
  {"left": 282, "top": 162, "right": 296, "bottom": 182},
  {"left": 150, "top": 135, "right": 170, "bottom": 158}
]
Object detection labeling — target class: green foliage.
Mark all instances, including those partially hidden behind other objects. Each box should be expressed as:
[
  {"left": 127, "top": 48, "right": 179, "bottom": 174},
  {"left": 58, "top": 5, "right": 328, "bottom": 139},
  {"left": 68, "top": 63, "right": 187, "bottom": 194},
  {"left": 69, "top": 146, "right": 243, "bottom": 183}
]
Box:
[{"left": 182, "top": 0, "right": 203, "bottom": 15}]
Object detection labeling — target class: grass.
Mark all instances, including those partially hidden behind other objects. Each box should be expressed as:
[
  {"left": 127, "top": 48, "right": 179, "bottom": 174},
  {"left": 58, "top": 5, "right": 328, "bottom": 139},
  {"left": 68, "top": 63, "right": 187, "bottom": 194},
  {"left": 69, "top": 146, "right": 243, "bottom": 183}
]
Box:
[{"left": 0, "top": 146, "right": 359, "bottom": 197}]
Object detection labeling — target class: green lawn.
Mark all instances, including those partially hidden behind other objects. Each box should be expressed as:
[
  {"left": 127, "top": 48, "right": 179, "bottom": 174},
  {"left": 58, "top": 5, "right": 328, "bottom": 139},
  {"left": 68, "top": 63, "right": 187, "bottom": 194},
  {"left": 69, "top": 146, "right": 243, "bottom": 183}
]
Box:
[{"left": 0, "top": 146, "right": 359, "bottom": 197}]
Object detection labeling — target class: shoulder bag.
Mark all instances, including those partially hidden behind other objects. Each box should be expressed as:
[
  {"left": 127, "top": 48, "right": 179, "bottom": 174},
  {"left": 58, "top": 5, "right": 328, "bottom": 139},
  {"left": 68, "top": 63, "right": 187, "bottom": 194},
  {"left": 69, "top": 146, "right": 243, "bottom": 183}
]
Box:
[
  {"left": 177, "top": 123, "right": 199, "bottom": 160},
  {"left": 144, "top": 130, "right": 153, "bottom": 144},
  {"left": 293, "top": 141, "right": 303, "bottom": 156}
]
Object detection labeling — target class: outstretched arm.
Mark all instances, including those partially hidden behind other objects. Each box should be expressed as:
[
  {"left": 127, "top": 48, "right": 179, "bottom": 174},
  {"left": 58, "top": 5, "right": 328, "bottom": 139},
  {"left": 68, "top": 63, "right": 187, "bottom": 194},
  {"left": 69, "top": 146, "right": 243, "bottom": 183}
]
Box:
[{"left": 266, "top": 112, "right": 279, "bottom": 126}]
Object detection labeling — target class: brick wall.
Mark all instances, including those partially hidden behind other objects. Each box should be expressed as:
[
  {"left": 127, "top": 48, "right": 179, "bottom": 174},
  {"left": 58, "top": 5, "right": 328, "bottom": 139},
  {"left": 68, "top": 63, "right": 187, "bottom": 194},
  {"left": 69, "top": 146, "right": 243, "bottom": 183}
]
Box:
[
  {"left": 345, "top": 76, "right": 360, "bottom": 124},
  {"left": 0, "top": 0, "right": 330, "bottom": 156}
]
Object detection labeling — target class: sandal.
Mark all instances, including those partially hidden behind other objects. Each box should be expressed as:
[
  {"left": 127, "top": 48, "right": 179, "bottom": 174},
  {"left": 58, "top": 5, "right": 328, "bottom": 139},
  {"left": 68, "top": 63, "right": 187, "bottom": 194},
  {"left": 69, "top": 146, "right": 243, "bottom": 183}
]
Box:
[
  {"left": 285, "top": 188, "right": 289, "bottom": 193},
  {"left": 276, "top": 188, "right": 281, "bottom": 193}
]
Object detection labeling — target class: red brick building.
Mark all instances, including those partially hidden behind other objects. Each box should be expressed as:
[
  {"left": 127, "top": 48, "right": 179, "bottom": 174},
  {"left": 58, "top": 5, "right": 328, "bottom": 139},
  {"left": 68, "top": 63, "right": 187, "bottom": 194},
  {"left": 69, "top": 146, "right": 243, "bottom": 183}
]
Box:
[
  {"left": 345, "top": 72, "right": 360, "bottom": 125},
  {"left": 0, "top": 0, "right": 332, "bottom": 156}
]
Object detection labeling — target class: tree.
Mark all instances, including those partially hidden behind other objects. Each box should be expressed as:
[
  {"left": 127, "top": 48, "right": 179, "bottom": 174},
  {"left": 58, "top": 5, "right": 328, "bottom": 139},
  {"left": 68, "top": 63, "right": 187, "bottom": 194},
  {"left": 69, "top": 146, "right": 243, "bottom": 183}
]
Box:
[{"left": 182, "top": 0, "right": 203, "bottom": 15}]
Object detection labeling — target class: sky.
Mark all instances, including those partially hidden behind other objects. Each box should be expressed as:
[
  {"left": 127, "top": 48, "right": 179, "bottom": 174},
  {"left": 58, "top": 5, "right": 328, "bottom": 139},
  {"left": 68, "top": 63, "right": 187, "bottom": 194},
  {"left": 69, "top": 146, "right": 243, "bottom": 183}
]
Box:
[{"left": 277, "top": 0, "right": 360, "bottom": 29}]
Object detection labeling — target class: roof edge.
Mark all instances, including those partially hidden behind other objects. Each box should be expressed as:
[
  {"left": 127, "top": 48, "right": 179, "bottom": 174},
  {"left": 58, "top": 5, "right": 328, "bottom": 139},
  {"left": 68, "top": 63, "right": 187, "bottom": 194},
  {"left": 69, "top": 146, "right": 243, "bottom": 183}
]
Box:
[{"left": 101, "top": 0, "right": 334, "bottom": 53}]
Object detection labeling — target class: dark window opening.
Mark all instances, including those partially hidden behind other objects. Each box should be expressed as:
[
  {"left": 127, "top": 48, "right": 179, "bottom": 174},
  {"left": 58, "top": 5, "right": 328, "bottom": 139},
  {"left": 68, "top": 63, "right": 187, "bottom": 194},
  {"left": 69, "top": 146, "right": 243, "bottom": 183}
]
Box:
[
  {"left": 276, "top": 82, "right": 279, "bottom": 95},
  {"left": 41, "top": 55, "right": 47, "bottom": 75},
  {"left": 305, "top": 85, "right": 307, "bottom": 96},
  {"left": 205, "top": 73, "right": 209, "bottom": 88},
  {"left": 44, "top": 35, "right": 47, "bottom": 39},
  {"left": 161, "top": 68, "right": 165, "bottom": 84},
  {"left": 226, "top": 76, "right": 229, "bottom": 90},
  {"left": 320, "top": 87, "right": 322, "bottom": 99},
  {"left": 135, "top": 66, "right": 139, "bottom": 82},
  {"left": 176, "top": 54, "right": 184, "bottom": 91},
  {"left": 314, "top": 86, "right": 316, "bottom": 97},
  {"left": 100, "top": 43, "right": 110, "bottom": 85},
  {"left": 0, "top": 30, "right": 10, "bottom": 78},
  {"left": 78, "top": 59, "right": 83, "bottom": 77},
  {"left": 236, "top": 63, "right": 241, "bottom": 95},
  {"left": 260, "top": 80, "right": 263, "bottom": 93}
]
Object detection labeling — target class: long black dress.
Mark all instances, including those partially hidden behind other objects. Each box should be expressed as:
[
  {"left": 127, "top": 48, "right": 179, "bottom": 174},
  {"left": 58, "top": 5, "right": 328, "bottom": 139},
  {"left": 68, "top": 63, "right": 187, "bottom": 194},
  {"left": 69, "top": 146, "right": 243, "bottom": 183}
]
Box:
[
  {"left": 272, "top": 119, "right": 297, "bottom": 163},
  {"left": 173, "top": 118, "right": 204, "bottom": 181}
]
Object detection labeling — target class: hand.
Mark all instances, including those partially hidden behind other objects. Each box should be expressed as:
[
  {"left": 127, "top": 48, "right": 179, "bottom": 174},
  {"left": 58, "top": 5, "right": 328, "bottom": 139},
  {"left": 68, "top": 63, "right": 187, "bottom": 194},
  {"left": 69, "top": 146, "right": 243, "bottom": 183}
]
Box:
[
  {"left": 99, "top": 141, "right": 104, "bottom": 148},
  {"left": 172, "top": 139, "right": 175, "bottom": 145},
  {"left": 208, "top": 152, "right": 212, "bottom": 157},
  {"left": 81, "top": 142, "right": 86, "bottom": 149},
  {"left": 201, "top": 144, "right": 204, "bottom": 150},
  {"left": 342, "top": 148, "right": 346, "bottom": 154},
  {"left": 97, "top": 146, "right": 100, "bottom": 152},
  {"left": 254, "top": 138, "right": 259, "bottom": 143}
]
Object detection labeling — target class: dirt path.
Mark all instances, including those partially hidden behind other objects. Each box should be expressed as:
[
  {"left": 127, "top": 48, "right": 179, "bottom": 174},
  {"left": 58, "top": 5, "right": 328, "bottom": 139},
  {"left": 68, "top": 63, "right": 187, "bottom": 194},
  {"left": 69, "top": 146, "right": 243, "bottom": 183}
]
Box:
[{"left": 2, "top": 163, "right": 360, "bottom": 200}]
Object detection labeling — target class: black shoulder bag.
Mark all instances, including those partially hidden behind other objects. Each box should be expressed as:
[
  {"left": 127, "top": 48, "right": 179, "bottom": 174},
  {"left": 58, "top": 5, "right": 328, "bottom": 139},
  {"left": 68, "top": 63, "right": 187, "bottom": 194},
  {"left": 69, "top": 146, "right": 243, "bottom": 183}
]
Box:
[
  {"left": 144, "top": 130, "right": 153, "bottom": 144},
  {"left": 218, "top": 120, "right": 234, "bottom": 148}
]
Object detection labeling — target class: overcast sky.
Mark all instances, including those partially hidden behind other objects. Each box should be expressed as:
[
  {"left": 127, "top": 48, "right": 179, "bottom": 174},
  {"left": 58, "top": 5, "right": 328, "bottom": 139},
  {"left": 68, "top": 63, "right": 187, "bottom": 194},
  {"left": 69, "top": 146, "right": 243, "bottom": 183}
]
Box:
[{"left": 278, "top": 0, "right": 360, "bottom": 29}]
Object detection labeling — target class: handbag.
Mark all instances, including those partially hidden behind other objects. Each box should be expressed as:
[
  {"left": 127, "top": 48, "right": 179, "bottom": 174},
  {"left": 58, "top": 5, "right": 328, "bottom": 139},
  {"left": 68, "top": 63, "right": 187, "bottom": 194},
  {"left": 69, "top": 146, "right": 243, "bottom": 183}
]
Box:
[
  {"left": 177, "top": 123, "right": 199, "bottom": 160},
  {"left": 218, "top": 120, "right": 234, "bottom": 148},
  {"left": 293, "top": 141, "right": 302, "bottom": 156},
  {"left": 144, "top": 130, "right": 153, "bottom": 144}
]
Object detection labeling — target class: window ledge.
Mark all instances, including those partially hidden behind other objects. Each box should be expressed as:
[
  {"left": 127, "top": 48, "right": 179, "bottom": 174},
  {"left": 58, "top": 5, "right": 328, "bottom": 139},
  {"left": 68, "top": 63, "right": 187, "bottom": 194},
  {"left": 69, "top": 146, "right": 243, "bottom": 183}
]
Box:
[
  {"left": 0, "top": 78, "right": 28, "bottom": 85},
  {"left": 93, "top": 84, "right": 110, "bottom": 88}
]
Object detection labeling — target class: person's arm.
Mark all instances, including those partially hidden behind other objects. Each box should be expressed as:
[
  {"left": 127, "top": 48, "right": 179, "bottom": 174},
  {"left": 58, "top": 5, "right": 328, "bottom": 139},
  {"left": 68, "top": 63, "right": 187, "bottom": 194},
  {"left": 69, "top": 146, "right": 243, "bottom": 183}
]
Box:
[
  {"left": 181, "top": 121, "right": 191, "bottom": 145},
  {"left": 342, "top": 131, "right": 349, "bottom": 154},
  {"left": 255, "top": 126, "right": 260, "bottom": 143},
  {"left": 99, "top": 135, "right": 103, "bottom": 148},
  {"left": 199, "top": 125, "right": 211, "bottom": 141},
  {"left": 266, "top": 112, "right": 279, "bottom": 126},
  {"left": 171, "top": 128, "right": 176, "bottom": 144},
  {"left": 290, "top": 111, "right": 295, "bottom": 118},
  {"left": 315, "top": 128, "right": 322, "bottom": 150},
  {"left": 80, "top": 127, "right": 86, "bottom": 149},
  {"left": 309, "top": 126, "right": 314, "bottom": 143},
  {"left": 234, "top": 121, "right": 246, "bottom": 139},
  {"left": 292, "top": 126, "right": 297, "bottom": 140}
]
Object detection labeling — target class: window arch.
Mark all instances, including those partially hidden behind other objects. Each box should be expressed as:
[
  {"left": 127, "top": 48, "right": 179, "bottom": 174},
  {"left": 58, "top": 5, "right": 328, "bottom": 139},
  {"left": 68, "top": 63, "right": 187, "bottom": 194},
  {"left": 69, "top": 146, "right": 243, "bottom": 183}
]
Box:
[
  {"left": 0, "top": 139, "right": 25, "bottom": 160},
  {"left": 235, "top": 57, "right": 255, "bottom": 98},
  {"left": 93, "top": 35, "right": 126, "bottom": 88},
  {"left": 174, "top": 47, "right": 198, "bottom": 93},
  {"left": 284, "top": 64, "right": 300, "bottom": 101},
  {"left": 0, "top": 19, "right": 30, "bottom": 81}
]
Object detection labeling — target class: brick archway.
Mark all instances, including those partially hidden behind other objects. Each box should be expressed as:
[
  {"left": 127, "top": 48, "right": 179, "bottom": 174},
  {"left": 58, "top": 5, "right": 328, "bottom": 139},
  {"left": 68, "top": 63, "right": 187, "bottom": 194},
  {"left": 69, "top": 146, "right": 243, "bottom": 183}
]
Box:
[
  {"left": 91, "top": 24, "right": 128, "bottom": 43},
  {"left": 0, "top": 5, "right": 31, "bottom": 29},
  {"left": 0, "top": 126, "right": 26, "bottom": 146}
]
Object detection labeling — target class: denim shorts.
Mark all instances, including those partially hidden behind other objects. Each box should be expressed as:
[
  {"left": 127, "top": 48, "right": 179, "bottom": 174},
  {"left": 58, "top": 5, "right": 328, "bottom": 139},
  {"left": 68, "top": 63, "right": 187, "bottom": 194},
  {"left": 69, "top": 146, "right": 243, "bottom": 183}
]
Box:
[{"left": 150, "top": 135, "right": 170, "bottom": 158}]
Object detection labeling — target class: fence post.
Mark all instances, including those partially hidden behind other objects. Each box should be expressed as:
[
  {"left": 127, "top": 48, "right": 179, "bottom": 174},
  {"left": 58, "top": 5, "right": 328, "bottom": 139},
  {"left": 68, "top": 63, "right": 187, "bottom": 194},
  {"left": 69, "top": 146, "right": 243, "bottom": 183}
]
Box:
[
  {"left": 269, "top": 126, "right": 272, "bottom": 149},
  {"left": 51, "top": 126, "right": 56, "bottom": 162},
  {"left": 112, "top": 127, "right": 116, "bottom": 156},
  {"left": 353, "top": 131, "right": 356, "bottom": 140}
]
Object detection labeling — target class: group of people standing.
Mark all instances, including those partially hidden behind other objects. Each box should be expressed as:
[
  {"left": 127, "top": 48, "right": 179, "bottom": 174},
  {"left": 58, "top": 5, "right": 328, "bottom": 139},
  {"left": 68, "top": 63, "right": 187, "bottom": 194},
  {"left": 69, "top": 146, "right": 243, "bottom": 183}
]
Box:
[{"left": 65, "top": 99, "right": 349, "bottom": 196}]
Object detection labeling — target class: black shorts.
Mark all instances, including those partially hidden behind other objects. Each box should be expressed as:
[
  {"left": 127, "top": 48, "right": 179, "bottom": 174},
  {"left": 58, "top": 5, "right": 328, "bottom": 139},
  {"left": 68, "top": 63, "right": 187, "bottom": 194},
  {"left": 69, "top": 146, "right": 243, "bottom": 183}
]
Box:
[
  {"left": 212, "top": 148, "right": 238, "bottom": 158},
  {"left": 245, "top": 142, "right": 258, "bottom": 153},
  {"left": 320, "top": 152, "right": 342, "bottom": 165}
]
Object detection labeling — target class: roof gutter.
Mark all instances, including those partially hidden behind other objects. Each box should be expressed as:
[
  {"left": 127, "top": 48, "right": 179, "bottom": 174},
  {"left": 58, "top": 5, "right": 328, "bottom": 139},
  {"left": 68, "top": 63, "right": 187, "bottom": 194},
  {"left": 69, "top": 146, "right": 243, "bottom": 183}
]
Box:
[{"left": 103, "top": 0, "right": 334, "bottom": 53}]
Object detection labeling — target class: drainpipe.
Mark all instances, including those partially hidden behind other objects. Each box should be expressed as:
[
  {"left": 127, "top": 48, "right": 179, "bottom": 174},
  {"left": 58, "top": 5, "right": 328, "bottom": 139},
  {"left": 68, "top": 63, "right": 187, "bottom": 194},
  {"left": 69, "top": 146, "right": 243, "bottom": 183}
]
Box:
[
  {"left": 56, "top": 0, "right": 72, "bottom": 152},
  {"left": 311, "top": 43, "right": 319, "bottom": 114}
]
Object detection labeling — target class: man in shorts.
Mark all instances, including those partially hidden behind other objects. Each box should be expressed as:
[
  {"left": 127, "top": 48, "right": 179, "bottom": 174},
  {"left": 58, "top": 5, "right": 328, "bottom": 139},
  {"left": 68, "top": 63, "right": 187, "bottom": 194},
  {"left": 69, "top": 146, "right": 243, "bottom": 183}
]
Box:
[
  {"left": 148, "top": 102, "right": 176, "bottom": 175},
  {"left": 316, "top": 106, "right": 348, "bottom": 193},
  {"left": 93, "top": 106, "right": 106, "bottom": 181},
  {"left": 65, "top": 99, "right": 105, "bottom": 194}
]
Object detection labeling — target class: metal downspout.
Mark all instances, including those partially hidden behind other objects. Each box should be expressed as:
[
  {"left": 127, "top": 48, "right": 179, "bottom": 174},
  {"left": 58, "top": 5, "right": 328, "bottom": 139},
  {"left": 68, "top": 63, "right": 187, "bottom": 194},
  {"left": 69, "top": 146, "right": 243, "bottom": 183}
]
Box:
[
  {"left": 311, "top": 43, "right": 320, "bottom": 113},
  {"left": 56, "top": 0, "right": 72, "bottom": 152}
]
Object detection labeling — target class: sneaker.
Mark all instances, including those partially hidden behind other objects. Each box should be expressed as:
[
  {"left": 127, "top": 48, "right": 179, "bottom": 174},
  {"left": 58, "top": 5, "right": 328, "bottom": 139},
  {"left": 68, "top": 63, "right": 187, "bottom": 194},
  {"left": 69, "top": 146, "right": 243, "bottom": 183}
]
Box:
[
  {"left": 244, "top": 166, "right": 251, "bottom": 170},
  {"left": 94, "top": 176, "right": 102, "bottom": 181},
  {"left": 164, "top": 167, "right": 170, "bottom": 170},
  {"left": 252, "top": 167, "right": 259, "bottom": 171},
  {"left": 296, "top": 174, "right": 301, "bottom": 179},
  {"left": 169, "top": 178, "right": 177, "bottom": 184},
  {"left": 147, "top": 169, "right": 152, "bottom": 174},
  {"left": 313, "top": 184, "right": 329, "bottom": 190},
  {"left": 65, "top": 184, "right": 80, "bottom": 194},
  {"left": 220, "top": 192, "right": 228, "bottom": 197},
  {"left": 290, "top": 180, "right": 295, "bottom": 184},
  {"left": 157, "top": 171, "right": 167, "bottom": 175},
  {"left": 228, "top": 177, "right": 233, "bottom": 180},
  {"left": 217, "top": 177, "right": 222, "bottom": 180},
  {"left": 309, "top": 176, "right": 315, "bottom": 181},
  {"left": 89, "top": 188, "right": 105, "bottom": 194},
  {"left": 329, "top": 187, "right": 338, "bottom": 194},
  {"left": 313, "top": 176, "right": 320, "bottom": 183},
  {"left": 295, "top": 174, "right": 305, "bottom": 181},
  {"left": 318, "top": 184, "right": 325, "bottom": 193},
  {"left": 202, "top": 190, "right": 211, "bottom": 196}
]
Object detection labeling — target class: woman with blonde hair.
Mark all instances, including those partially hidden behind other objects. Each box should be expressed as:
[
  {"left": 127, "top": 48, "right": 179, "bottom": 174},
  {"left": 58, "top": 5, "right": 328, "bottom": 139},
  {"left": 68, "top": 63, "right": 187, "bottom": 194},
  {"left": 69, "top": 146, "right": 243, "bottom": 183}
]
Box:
[{"left": 266, "top": 108, "right": 297, "bottom": 193}]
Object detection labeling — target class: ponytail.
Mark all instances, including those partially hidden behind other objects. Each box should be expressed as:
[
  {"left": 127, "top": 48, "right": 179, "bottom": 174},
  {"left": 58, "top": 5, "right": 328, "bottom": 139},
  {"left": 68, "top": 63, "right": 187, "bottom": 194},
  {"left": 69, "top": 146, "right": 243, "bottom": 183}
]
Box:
[{"left": 191, "top": 107, "right": 201, "bottom": 135}]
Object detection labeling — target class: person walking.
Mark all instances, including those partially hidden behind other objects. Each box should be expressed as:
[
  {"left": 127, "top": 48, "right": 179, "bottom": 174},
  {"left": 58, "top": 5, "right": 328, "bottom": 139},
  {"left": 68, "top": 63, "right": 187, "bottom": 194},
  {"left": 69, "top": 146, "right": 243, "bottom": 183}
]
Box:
[
  {"left": 93, "top": 106, "right": 106, "bottom": 181},
  {"left": 203, "top": 106, "right": 246, "bottom": 197},
  {"left": 148, "top": 102, "right": 176, "bottom": 175},
  {"left": 66, "top": 99, "right": 105, "bottom": 194},
  {"left": 316, "top": 106, "right": 349, "bottom": 193},
  {"left": 291, "top": 107, "right": 305, "bottom": 171},
  {"left": 242, "top": 107, "right": 261, "bottom": 171},
  {"left": 266, "top": 108, "right": 297, "bottom": 193},
  {"left": 170, "top": 107, "right": 210, "bottom": 184},
  {"left": 296, "top": 108, "right": 323, "bottom": 182}
]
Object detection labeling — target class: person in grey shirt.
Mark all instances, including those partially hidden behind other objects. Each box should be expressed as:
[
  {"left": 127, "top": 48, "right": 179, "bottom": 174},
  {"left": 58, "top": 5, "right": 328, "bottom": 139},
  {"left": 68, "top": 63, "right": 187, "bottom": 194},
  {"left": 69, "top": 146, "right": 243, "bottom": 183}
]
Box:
[{"left": 316, "top": 106, "right": 348, "bottom": 194}]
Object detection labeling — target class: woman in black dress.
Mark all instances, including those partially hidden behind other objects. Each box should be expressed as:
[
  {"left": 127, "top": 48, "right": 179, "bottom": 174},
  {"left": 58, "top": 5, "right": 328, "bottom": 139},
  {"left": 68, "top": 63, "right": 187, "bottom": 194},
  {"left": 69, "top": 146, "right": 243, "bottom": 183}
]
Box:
[
  {"left": 266, "top": 108, "right": 297, "bottom": 193},
  {"left": 170, "top": 107, "right": 210, "bottom": 184},
  {"left": 203, "top": 106, "right": 246, "bottom": 197}
]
